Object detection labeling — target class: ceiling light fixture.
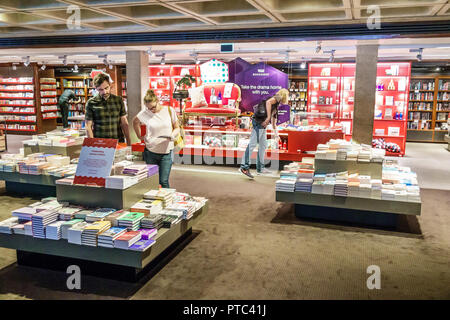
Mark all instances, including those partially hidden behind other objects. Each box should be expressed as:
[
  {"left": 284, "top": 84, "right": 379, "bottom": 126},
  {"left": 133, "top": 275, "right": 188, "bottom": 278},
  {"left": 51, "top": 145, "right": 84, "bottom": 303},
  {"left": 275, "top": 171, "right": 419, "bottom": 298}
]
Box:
[
  {"left": 284, "top": 52, "right": 290, "bottom": 64},
  {"left": 436, "top": 67, "right": 441, "bottom": 71},
  {"left": 40, "top": 64, "right": 46, "bottom": 71},
  {"left": 63, "top": 55, "right": 68, "bottom": 66},
  {"left": 410, "top": 48, "right": 423, "bottom": 62},
  {"left": 315, "top": 41, "right": 322, "bottom": 54},
  {"left": 12, "top": 64, "right": 17, "bottom": 70},
  {"left": 300, "top": 58, "right": 306, "bottom": 69},
  {"left": 161, "top": 53, "right": 166, "bottom": 65},
  {"left": 23, "top": 56, "right": 30, "bottom": 67},
  {"left": 73, "top": 64, "right": 79, "bottom": 72},
  {"left": 324, "top": 49, "right": 336, "bottom": 63}
]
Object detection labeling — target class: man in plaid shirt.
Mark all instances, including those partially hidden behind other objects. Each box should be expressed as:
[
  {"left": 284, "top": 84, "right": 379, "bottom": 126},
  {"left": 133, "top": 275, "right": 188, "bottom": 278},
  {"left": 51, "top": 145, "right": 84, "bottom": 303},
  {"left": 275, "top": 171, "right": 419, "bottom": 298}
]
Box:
[{"left": 85, "top": 72, "right": 131, "bottom": 145}]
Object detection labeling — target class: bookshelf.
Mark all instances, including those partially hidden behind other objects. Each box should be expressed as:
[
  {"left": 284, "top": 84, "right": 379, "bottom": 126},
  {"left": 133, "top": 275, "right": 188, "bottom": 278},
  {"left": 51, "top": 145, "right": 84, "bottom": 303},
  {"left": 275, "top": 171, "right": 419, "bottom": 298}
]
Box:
[
  {"left": 56, "top": 76, "right": 88, "bottom": 130},
  {"left": 407, "top": 75, "right": 450, "bottom": 143},
  {"left": 288, "top": 76, "right": 308, "bottom": 112}
]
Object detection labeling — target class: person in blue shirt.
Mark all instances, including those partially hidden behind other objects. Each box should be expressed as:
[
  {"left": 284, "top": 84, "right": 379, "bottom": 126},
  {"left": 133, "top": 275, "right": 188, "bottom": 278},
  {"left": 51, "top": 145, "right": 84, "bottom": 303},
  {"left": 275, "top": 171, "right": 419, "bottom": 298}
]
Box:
[{"left": 58, "top": 89, "right": 81, "bottom": 128}]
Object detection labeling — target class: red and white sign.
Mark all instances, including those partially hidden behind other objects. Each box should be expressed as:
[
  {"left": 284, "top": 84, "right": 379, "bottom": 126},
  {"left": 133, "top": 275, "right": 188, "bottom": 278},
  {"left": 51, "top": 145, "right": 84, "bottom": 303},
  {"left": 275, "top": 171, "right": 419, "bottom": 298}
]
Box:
[{"left": 73, "top": 138, "right": 118, "bottom": 187}]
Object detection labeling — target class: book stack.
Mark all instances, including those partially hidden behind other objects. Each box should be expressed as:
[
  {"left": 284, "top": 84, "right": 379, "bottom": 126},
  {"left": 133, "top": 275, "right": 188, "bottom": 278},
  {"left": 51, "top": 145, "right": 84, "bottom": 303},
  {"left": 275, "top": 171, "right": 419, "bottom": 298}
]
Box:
[
  {"left": 104, "top": 210, "right": 127, "bottom": 227},
  {"left": 370, "top": 179, "right": 382, "bottom": 199},
  {"left": 359, "top": 184, "right": 372, "bottom": 198},
  {"left": 139, "top": 228, "right": 157, "bottom": 240},
  {"left": 279, "top": 170, "right": 298, "bottom": 180},
  {"left": 346, "top": 151, "right": 358, "bottom": 161},
  {"left": 161, "top": 215, "right": 180, "bottom": 228},
  {"left": 86, "top": 208, "right": 116, "bottom": 223},
  {"left": 334, "top": 172, "right": 349, "bottom": 197},
  {"left": 12, "top": 206, "right": 37, "bottom": 221},
  {"left": 357, "top": 150, "right": 371, "bottom": 163},
  {"left": 144, "top": 189, "right": 175, "bottom": 207},
  {"left": 295, "top": 178, "right": 313, "bottom": 192},
  {"left": 12, "top": 223, "right": 26, "bottom": 235},
  {"left": 105, "top": 175, "right": 138, "bottom": 189},
  {"left": 57, "top": 207, "right": 81, "bottom": 221},
  {"left": 130, "top": 200, "right": 163, "bottom": 216},
  {"left": 372, "top": 149, "right": 385, "bottom": 163},
  {"left": 74, "top": 209, "right": 94, "bottom": 220},
  {"left": 381, "top": 188, "right": 396, "bottom": 201},
  {"left": 45, "top": 221, "right": 65, "bottom": 240},
  {"left": 166, "top": 202, "right": 195, "bottom": 220},
  {"left": 348, "top": 181, "right": 360, "bottom": 198},
  {"left": 61, "top": 219, "right": 84, "bottom": 239},
  {"left": 81, "top": 221, "right": 111, "bottom": 246},
  {"left": 114, "top": 230, "right": 142, "bottom": 249},
  {"left": 0, "top": 217, "right": 19, "bottom": 234},
  {"left": 111, "top": 160, "right": 133, "bottom": 175},
  {"left": 123, "top": 164, "right": 148, "bottom": 182},
  {"left": 98, "top": 227, "right": 127, "bottom": 248},
  {"left": 117, "top": 211, "right": 145, "bottom": 231},
  {"left": 24, "top": 221, "right": 32, "bottom": 236},
  {"left": 67, "top": 221, "right": 89, "bottom": 245},
  {"left": 141, "top": 214, "right": 164, "bottom": 230},
  {"left": 32, "top": 210, "right": 58, "bottom": 238},
  {"left": 275, "top": 179, "right": 296, "bottom": 192},
  {"left": 129, "top": 238, "right": 156, "bottom": 252},
  {"left": 336, "top": 149, "right": 347, "bottom": 160},
  {"left": 406, "top": 186, "right": 421, "bottom": 202}
]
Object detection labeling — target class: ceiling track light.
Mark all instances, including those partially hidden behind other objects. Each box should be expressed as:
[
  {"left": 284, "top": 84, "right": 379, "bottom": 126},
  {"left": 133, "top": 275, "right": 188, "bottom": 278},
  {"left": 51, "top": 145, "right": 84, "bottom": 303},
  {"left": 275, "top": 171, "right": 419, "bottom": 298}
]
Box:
[
  {"left": 324, "top": 50, "right": 336, "bottom": 63},
  {"left": 300, "top": 60, "right": 306, "bottom": 69},
  {"left": 23, "top": 56, "right": 30, "bottom": 67},
  {"left": 315, "top": 41, "right": 322, "bottom": 54},
  {"left": 161, "top": 53, "right": 166, "bottom": 65},
  {"left": 409, "top": 48, "right": 423, "bottom": 62},
  {"left": 40, "top": 63, "right": 46, "bottom": 71},
  {"left": 284, "top": 52, "right": 290, "bottom": 64},
  {"left": 12, "top": 63, "right": 17, "bottom": 70}
]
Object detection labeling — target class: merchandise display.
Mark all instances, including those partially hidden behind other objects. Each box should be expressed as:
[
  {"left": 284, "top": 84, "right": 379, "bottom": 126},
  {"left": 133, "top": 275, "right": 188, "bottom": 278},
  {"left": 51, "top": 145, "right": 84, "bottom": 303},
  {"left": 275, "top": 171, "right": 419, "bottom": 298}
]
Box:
[
  {"left": 289, "top": 77, "right": 308, "bottom": 112},
  {"left": 0, "top": 153, "right": 76, "bottom": 177},
  {"left": 0, "top": 188, "right": 208, "bottom": 252},
  {"left": 315, "top": 139, "right": 385, "bottom": 162}
]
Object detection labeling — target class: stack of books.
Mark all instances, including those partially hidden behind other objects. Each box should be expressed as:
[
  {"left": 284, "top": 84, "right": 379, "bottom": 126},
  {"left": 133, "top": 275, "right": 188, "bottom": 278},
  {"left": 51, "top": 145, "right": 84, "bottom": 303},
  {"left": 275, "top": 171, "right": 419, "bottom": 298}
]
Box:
[
  {"left": 334, "top": 173, "right": 349, "bottom": 197},
  {"left": 98, "top": 227, "right": 127, "bottom": 248},
  {"left": 346, "top": 151, "right": 358, "bottom": 161},
  {"left": 141, "top": 214, "right": 164, "bottom": 230},
  {"left": 105, "top": 175, "right": 138, "bottom": 189},
  {"left": 12, "top": 207, "right": 37, "bottom": 221},
  {"left": 144, "top": 189, "right": 175, "bottom": 207},
  {"left": 129, "top": 238, "right": 156, "bottom": 252},
  {"left": 295, "top": 178, "right": 313, "bottom": 192},
  {"left": 24, "top": 221, "right": 32, "bottom": 236},
  {"left": 336, "top": 149, "right": 347, "bottom": 160},
  {"left": 67, "top": 221, "right": 89, "bottom": 245},
  {"left": 359, "top": 184, "right": 372, "bottom": 198},
  {"left": 371, "top": 179, "right": 382, "bottom": 199},
  {"left": 45, "top": 221, "right": 65, "bottom": 240},
  {"left": 275, "top": 179, "right": 296, "bottom": 192},
  {"left": 139, "top": 228, "right": 157, "bottom": 240},
  {"left": 74, "top": 209, "right": 94, "bottom": 220},
  {"left": 57, "top": 207, "right": 81, "bottom": 221},
  {"left": 123, "top": 164, "right": 148, "bottom": 181},
  {"left": 81, "top": 221, "right": 111, "bottom": 246},
  {"left": 357, "top": 150, "right": 371, "bottom": 162},
  {"left": 146, "top": 164, "right": 159, "bottom": 177},
  {"left": 117, "top": 211, "right": 145, "bottom": 231},
  {"left": 104, "top": 210, "right": 127, "bottom": 226},
  {"left": 130, "top": 200, "right": 163, "bottom": 216},
  {"left": 61, "top": 219, "right": 84, "bottom": 239},
  {"left": 114, "top": 230, "right": 142, "bottom": 249},
  {"left": 166, "top": 202, "right": 195, "bottom": 220},
  {"left": 11, "top": 223, "right": 26, "bottom": 235},
  {"left": 86, "top": 208, "right": 116, "bottom": 223},
  {"left": 32, "top": 210, "right": 58, "bottom": 238},
  {"left": 161, "top": 215, "right": 180, "bottom": 228},
  {"left": 0, "top": 217, "right": 19, "bottom": 234}
]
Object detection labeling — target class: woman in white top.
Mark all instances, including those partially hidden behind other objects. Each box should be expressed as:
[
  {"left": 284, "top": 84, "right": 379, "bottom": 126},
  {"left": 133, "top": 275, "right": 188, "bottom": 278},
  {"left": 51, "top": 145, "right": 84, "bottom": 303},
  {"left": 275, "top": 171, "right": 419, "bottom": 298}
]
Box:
[{"left": 133, "top": 89, "right": 180, "bottom": 188}]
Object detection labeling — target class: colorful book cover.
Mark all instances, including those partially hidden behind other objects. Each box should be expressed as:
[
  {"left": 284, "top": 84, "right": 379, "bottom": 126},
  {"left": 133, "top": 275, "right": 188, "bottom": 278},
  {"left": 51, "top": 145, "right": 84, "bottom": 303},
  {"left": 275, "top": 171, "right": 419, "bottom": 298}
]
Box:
[
  {"left": 118, "top": 211, "right": 145, "bottom": 222},
  {"left": 139, "top": 228, "right": 157, "bottom": 240},
  {"left": 115, "top": 230, "right": 141, "bottom": 241},
  {"left": 99, "top": 227, "right": 126, "bottom": 238},
  {"left": 129, "top": 239, "right": 156, "bottom": 251}
]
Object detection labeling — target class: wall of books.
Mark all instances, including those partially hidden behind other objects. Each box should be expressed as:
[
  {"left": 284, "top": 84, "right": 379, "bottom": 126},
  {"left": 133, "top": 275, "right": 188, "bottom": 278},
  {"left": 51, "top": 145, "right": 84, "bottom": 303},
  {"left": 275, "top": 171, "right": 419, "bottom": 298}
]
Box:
[
  {"left": 407, "top": 76, "right": 449, "bottom": 142},
  {"left": 289, "top": 76, "right": 308, "bottom": 112},
  {"left": 56, "top": 76, "right": 88, "bottom": 130}
]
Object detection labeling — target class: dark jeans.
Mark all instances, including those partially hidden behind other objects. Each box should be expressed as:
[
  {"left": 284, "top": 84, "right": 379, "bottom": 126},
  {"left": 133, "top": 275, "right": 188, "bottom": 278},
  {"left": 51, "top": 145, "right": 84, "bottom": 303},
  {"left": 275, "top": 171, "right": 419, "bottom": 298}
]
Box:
[
  {"left": 59, "top": 102, "right": 69, "bottom": 128},
  {"left": 143, "top": 149, "right": 173, "bottom": 188}
]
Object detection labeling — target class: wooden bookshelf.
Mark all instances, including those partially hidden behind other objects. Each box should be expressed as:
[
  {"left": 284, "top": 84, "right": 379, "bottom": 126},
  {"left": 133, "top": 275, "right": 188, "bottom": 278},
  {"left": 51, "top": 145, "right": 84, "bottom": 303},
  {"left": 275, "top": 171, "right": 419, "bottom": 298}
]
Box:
[
  {"left": 289, "top": 76, "right": 307, "bottom": 112},
  {"left": 407, "top": 75, "right": 450, "bottom": 143}
]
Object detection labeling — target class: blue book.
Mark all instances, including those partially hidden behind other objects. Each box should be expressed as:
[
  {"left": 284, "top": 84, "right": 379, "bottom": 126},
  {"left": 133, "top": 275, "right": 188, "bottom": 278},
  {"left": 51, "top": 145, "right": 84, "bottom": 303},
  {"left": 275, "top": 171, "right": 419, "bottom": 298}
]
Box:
[{"left": 129, "top": 239, "right": 156, "bottom": 251}]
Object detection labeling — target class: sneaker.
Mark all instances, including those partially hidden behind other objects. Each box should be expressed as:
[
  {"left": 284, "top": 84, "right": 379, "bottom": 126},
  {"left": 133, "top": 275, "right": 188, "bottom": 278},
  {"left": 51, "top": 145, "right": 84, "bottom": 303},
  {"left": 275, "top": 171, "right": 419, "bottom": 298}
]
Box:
[
  {"left": 239, "top": 168, "right": 254, "bottom": 179},
  {"left": 256, "top": 168, "right": 272, "bottom": 175}
]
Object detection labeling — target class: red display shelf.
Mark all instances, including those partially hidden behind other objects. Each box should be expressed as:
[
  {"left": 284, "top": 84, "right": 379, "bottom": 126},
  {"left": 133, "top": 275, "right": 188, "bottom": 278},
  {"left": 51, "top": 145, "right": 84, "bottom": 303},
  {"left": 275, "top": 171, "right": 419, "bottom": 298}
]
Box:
[
  {"left": 2, "top": 120, "right": 36, "bottom": 123},
  {"left": 373, "top": 135, "right": 405, "bottom": 138},
  {"left": 408, "top": 109, "right": 432, "bottom": 112},
  {"left": 0, "top": 111, "right": 35, "bottom": 115},
  {"left": 0, "top": 97, "right": 34, "bottom": 99},
  {"left": 0, "top": 89, "right": 33, "bottom": 92},
  {"left": 0, "top": 104, "right": 33, "bottom": 107},
  {"left": 40, "top": 95, "right": 57, "bottom": 98},
  {"left": 41, "top": 102, "right": 57, "bottom": 106},
  {"left": 0, "top": 128, "right": 36, "bottom": 132},
  {"left": 41, "top": 109, "right": 58, "bottom": 113},
  {"left": 42, "top": 117, "right": 58, "bottom": 120},
  {"left": 374, "top": 119, "right": 406, "bottom": 121},
  {"left": 0, "top": 82, "right": 33, "bottom": 85},
  {"left": 40, "top": 89, "right": 57, "bottom": 91},
  {"left": 40, "top": 82, "right": 57, "bottom": 85}
]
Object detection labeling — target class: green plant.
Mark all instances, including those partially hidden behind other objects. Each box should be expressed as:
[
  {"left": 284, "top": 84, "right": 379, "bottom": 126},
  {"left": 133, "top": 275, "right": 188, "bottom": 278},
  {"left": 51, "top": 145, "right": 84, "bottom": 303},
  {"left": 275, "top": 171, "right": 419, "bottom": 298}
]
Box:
[{"left": 176, "top": 75, "right": 195, "bottom": 90}]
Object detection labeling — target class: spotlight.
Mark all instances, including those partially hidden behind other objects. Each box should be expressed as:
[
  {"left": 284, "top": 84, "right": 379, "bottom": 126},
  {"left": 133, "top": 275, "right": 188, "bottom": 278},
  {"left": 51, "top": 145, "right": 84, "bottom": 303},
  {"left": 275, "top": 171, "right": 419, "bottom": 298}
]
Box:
[
  {"left": 325, "top": 49, "right": 335, "bottom": 63},
  {"left": 12, "top": 64, "right": 17, "bottom": 70},
  {"left": 436, "top": 67, "right": 441, "bottom": 71},
  {"left": 40, "top": 64, "right": 46, "bottom": 71},
  {"left": 63, "top": 55, "right": 67, "bottom": 66},
  {"left": 410, "top": 48, "right": 423, "bottom": 62},
  {"left": 109, "top": 63, "right": 113, "bottom": 70},
  {"left": 300, "top": 61, "right": 306, "bottom": 69},
  {"left": 315, "top": 41, "right": 322, "bottom": 54},
  {"left": 73, "top": 64, "right": 79, "bottom": 72},
  {"left": 23, "top": 56, "right": 30, "bottom": 67},
  {"left": 161, "top": 53, "right": 166, "bottom": 65}
]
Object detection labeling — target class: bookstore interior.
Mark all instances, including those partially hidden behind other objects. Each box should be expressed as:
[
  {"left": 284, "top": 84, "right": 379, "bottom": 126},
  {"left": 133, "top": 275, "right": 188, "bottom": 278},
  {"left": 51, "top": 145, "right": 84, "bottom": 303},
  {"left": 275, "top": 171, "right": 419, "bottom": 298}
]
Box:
[{"left": 0, "top": 38, "right": 448, "bottom": 284}]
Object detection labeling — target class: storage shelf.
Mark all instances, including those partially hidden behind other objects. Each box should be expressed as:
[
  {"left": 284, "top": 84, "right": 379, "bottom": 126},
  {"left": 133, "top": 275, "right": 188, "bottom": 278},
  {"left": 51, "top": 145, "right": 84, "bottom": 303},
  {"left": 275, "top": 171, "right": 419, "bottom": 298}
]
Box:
[
  {"left": 41, "top": 103, "right": 57, "bottom": 106},
  {"left": 0, "top": 128, "right": 36, "bottom": 132},
  {"left": 374, "top": 119, "right": 406, "bottom": 121},
  {"left": 373, "top": 135, "right": 405, "bottom": 138},
  {"left": 409, "top": 90, "right": 434, "bottom": 92},
  {"left": 41, "top": 110, "right": 58, "bottom": 113},
  {"left": 0, "top": 111, "right": 35, "bottom": 115},
  {"left": 0, "top": 89, "right": 33, "bottom": 92},
  {"left": 407, "top": 120, "right": 431, "bottom": 122},
  {"left": 1, "top": 120, "right": 36, "bottom": 123},
  {"left": 408, "top": 110, "right": 433, "bottom": 112},
  {"left": 0, "top": 104, "right": 33, "bottom": 107},
  {"left": 0, "top": 82, "right": 33, "bottom": 85},
  {"left": 0, "top": 97, "right": 33, "bottom": 99},
  {"left": 409, "top": 100, "right": 434, "bottom": 102},
  {"left": 42, "top": 117, "right": 58, "bottom": 120}
]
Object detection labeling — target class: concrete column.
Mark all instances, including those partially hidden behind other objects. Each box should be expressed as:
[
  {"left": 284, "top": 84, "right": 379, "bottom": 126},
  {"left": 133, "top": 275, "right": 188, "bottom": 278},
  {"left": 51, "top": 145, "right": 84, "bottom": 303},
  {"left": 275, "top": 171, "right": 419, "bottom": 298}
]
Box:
[
  {"left": 352, "top": 44, "right": 379, "bottom": 145},
  {"left": 126, "top": 51, "right": 149, "bottom": 143}
]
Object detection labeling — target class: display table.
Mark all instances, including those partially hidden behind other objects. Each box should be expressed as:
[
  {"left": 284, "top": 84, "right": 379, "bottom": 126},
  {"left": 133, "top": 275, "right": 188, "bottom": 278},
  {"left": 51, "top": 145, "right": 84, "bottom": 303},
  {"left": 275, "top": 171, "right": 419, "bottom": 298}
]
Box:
[
  {"left": 445, "top": 134, "right": 449, "bottom": 151},
  {"left": 276, "top": 191, "right": 421, "bottom": 228},
  {"left": 56, "top": 174, "right": 159, "bottom": 209},
  {"left": 24, "top": 144, "right": 82, "bottom": 159},
  {"left": 314, "top": 159, "right": 383, "bottom": 178},
  {"left": 0, "top": 203, "right": 208, "bottom": 282},
  {"left": 0, "top": 171, "right": 60, "bottom": 196}
]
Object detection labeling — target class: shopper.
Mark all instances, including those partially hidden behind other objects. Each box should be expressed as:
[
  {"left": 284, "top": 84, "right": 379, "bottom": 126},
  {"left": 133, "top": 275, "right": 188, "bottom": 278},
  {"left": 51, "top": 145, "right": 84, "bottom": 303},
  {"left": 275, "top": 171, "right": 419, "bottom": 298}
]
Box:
[
  {"left": 133, "top": 89, "right": 180, "bottom": 188},
  {"left": 58, "top": 89, "right": 81, "bottom": 128},
  {"left": 239, "top": 88, "right": 289, "bottom": 178},
  {"left": 85, "top": 72, "right": 131, "bottom": 145}
]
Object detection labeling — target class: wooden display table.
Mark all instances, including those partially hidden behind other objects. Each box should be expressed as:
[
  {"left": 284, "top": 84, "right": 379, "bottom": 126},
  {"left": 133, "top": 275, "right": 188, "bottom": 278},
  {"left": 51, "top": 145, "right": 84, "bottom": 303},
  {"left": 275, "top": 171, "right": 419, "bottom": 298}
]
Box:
[
  {"left": 0, "top": 203, "right": 208, "bottom": 282},
  {"left": 276, "top": 191, "right": 421, "bottom": 228}
]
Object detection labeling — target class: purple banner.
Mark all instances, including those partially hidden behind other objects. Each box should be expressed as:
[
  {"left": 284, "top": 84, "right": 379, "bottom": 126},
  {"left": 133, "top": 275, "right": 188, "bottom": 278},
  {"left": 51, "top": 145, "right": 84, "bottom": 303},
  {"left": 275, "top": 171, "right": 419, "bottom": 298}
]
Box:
[{"left": 228, "top": 59, "right": 289, "bottom": 113}]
